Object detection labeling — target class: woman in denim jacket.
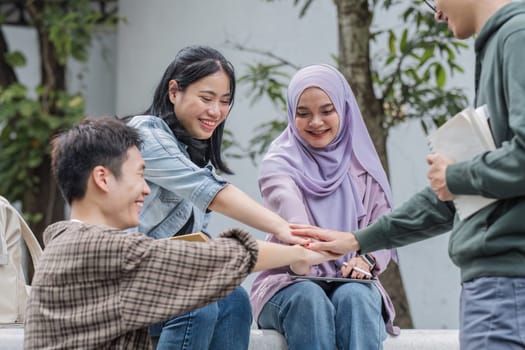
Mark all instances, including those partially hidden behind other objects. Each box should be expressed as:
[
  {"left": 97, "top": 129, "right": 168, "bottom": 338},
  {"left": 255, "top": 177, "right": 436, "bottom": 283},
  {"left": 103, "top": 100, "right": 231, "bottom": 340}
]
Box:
[{"left": 127, "top": 45, "right": 305, "bottom": 350}]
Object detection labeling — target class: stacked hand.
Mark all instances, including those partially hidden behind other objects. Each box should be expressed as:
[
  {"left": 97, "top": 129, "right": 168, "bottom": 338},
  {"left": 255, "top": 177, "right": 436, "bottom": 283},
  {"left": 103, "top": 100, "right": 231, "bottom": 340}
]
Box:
[
  {"left": 290, "top": 245, "right": 342, "bottom": 275},
  {"left": 289, "top": 224, "right": 360, "bottom": 254}
]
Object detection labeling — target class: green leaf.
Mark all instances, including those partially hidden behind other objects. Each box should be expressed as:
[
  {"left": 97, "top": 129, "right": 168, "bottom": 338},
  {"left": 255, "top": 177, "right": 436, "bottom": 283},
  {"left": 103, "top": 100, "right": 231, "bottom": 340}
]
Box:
[
  {"left": 434, "top": 64, "right": 446, "bottom": 88},
  {"left": 399, "top": 29, "right": 408, "bottom": 52},
  {"left": 4, "top": 51, "right": 27, "bottom": 67},
  {"left": 388, "top": 30, "right": 397, "bottom": 55},
  {"left": 418, "top": 47, "right": 434, "bottom": 67}
]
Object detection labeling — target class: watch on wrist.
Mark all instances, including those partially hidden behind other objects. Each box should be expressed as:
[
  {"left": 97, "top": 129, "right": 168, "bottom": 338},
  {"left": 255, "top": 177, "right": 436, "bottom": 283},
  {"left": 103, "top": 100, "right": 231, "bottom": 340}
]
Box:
[{"left": 361, "top": 254, "right": 376, "bottom": 269}]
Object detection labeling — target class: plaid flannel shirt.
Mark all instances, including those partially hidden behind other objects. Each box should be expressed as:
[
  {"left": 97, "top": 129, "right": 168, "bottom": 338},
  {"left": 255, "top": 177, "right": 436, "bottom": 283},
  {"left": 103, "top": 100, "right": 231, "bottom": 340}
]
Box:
[{"left": 24, "top": 221, "right": 257, "bottom": 349}]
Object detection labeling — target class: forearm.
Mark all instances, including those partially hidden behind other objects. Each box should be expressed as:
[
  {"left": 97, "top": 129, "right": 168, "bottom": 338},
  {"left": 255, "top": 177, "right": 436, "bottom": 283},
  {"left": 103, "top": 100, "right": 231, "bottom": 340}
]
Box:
[
  {"left": 356, "top": 187, "right": 454, "bottom": 253},
  {"left": 253, "top": 240, "right": 334, "bottom": 274},
  {"left": 209, "top": 184, "right": 289, "bottom": 236},
  {"left": 253, "top": 241, "right": 303, "bottom": 272}
]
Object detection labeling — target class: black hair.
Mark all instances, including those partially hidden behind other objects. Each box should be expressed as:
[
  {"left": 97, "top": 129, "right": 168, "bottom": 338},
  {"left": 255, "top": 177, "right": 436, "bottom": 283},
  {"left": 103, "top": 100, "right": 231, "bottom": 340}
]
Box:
[
  {"left": 51, "top": 117, "right": 143, "bottom": 204},
  {"left": 143, "top": 45, "right": 234, "bottom": 174}
]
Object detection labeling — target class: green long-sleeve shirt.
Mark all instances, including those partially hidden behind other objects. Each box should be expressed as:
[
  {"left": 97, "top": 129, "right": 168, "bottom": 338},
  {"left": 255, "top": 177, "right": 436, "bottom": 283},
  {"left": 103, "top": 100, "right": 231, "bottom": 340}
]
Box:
[{"left": 356, "top": 2, "right": 525, "bottom": 283}]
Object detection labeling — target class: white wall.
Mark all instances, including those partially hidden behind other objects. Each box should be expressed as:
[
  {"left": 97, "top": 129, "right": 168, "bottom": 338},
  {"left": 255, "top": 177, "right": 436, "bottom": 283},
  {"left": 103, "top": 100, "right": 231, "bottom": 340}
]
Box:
[{"left": 68, "top": 29, "right": 118, "bottom": 117}]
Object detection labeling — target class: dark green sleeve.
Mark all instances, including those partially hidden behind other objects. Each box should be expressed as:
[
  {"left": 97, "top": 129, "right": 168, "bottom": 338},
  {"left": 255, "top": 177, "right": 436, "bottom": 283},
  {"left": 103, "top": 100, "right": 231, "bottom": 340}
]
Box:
[
  {"left": 447, "top": 26, "right": 525, "bottom": 199},
  {"left": 355, "top": 187, "right": 456, "bottom": 253}
]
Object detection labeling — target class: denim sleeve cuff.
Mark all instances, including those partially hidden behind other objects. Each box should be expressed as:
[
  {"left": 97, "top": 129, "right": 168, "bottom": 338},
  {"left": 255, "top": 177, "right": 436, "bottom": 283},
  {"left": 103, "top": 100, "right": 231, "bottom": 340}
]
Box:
[{"left": 191, "top": 177, "right": 228, "bottom": 212}]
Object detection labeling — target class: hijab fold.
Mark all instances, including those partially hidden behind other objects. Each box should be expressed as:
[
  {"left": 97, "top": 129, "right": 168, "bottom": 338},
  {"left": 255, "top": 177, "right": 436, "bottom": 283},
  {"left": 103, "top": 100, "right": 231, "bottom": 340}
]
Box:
[{"left": 259, "top": 64, "right": 392, "bottom": 232}]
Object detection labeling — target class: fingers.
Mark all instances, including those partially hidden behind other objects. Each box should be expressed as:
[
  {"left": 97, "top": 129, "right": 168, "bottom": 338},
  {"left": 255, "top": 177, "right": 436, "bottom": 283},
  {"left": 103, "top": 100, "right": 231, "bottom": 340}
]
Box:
[
  {"left": 341, "top": 260, "right": 372, "bottom": 279},
  {"left": 341, "top": 261, "right": 353, "bottom": 277},
  {"left": 306, "top": 241, "right": 346, "bottom": 255},
  {"left": 290, "top": 224, "right": 323, "bottom": 240},
  {"left": 352, "top": 266, "right": 372, "bottom": 279},
  {"left": 287, "top": 235, "right": 309, "bottom": 246},
  {"left": 290, "top": 223, "right": 316, "bottom": 229},
  {"left": 291, "top": 228, "right": 319, "bottom": 240}
]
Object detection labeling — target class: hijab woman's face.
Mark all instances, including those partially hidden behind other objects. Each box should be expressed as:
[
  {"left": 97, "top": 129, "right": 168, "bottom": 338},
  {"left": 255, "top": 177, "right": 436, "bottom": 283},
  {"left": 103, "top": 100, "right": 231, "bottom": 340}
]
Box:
[
  {"left": 168, "top": 70, "right": 231, "bottom": 140},
  {"left": 294, "top": 87, "right": 340, "bottom": 148}
]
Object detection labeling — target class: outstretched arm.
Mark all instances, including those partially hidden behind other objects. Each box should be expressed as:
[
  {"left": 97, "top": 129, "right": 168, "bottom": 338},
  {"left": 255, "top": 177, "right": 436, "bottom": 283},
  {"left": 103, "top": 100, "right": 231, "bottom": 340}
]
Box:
[
  {"left": 293, "top": 187, "right": 455, "bottom": 254},
  {"left": 253, "top": 240, "right": 340, "bottom": 274},
  {"left": 209, "top": 183, "right": 306, "bottom": 245}
]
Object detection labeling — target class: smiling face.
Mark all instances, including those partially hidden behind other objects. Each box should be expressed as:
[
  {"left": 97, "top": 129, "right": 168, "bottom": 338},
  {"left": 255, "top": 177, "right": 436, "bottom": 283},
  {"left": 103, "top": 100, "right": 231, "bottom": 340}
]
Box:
[
  {"left": 106, "top": 146, "right": 150, "bottom": 230},
  {"left": 169, "top": 70, "right": 231, "bottom": 140},
  {"left": 294, "top": 87, "right": 340, "bottom": 148}
]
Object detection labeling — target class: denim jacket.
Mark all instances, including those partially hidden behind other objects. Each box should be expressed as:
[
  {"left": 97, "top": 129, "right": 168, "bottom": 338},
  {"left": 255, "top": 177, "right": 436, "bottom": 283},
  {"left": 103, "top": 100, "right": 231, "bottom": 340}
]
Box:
[{"left": 127, "top": 115, "right": 228, "bottom": 239}]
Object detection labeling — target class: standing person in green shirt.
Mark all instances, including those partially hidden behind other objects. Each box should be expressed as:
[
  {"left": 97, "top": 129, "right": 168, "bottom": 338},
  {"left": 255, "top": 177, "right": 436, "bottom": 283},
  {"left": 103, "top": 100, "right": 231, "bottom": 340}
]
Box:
[{"left": 291, "top": 1, "right": 525, "bottom": 349}]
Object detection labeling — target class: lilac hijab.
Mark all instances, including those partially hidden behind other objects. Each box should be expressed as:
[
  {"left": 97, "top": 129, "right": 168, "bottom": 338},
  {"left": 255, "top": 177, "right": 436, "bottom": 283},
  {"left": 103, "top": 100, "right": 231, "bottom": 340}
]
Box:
[{"left": 259, "top": 64, "right": 392, "bottom": 232}]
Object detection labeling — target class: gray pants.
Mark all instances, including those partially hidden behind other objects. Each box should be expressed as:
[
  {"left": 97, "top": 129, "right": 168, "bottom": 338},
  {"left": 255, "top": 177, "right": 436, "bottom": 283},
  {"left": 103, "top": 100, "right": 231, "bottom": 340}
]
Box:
[{"left": 460, "top": 277, "right": 525, "bottom": 350}]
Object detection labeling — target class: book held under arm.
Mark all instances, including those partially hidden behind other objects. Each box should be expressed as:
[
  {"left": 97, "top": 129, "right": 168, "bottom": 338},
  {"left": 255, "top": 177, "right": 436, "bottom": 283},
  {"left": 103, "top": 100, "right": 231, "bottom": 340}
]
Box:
[{"left": 427, "top": 105, "right": 497, "bottom": 220}]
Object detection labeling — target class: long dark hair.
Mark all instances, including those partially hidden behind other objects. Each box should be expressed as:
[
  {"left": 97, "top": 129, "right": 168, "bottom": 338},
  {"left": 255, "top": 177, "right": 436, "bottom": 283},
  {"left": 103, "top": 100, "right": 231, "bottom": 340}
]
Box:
[{"left": 143, "top": 45, "right": 235, "bottom": 174}]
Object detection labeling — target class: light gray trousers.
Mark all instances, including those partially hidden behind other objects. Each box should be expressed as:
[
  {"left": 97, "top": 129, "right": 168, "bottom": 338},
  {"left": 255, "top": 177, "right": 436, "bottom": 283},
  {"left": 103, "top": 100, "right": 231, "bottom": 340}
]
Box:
[{"left": 460, "top": 276, "right": 525, "bottom": 350}]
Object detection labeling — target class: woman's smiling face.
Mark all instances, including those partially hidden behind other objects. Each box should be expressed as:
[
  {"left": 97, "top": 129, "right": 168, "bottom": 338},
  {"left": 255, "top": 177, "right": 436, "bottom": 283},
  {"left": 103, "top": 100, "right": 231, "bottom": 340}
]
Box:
[
  {"left": 169, "top": 70, "right": 231, "bottom": 140},
  {"left": 294, "top": 87, "right": 340, "bottom": 148}
]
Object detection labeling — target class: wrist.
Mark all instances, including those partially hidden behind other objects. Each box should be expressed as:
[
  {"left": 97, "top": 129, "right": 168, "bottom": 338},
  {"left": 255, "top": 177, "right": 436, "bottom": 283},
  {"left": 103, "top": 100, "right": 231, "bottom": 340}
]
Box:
[
  {"left": 290, "top": 245, "right": 310, "bottom": 275},
  {"left": 360, "top": 253, "right": 376, "bottom": 269},
  {"left": 346, "top": 232, "right": 360, "bottom": 253}
]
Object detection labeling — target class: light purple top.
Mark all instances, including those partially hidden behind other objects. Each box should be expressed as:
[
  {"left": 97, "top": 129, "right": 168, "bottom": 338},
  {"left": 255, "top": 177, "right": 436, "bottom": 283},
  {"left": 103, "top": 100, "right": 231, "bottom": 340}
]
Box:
[{"left": 249, "top": 64, "right": 400, "bottom": 335}]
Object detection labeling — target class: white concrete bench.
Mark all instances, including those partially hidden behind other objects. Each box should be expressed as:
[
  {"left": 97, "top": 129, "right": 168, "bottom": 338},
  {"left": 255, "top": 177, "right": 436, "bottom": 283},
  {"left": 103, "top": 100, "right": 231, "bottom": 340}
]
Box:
[
  {"left": 0, "top": 324, "right": 459, "bottom": 350},
  {"left": 0, "top": 324, "right": 23, "bottom": 350},
  {"left": 248, "top": 328, "right": 459, "bottom": 350}
]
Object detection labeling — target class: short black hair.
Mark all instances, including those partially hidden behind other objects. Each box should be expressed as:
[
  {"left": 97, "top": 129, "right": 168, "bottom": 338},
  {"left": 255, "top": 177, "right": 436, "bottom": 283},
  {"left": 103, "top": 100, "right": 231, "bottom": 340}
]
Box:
[{"left": 51, "top": 117, "right": 143, "bottom": 204}]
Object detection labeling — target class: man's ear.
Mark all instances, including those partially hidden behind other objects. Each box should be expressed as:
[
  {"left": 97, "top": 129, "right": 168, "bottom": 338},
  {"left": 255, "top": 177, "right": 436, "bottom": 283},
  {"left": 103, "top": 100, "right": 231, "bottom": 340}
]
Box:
[
  {"left": 168, "top": 79, "right": 178, "bottom": 104},
  {"left": 91, "top": 165, "right": 111, "bottom": 193}
]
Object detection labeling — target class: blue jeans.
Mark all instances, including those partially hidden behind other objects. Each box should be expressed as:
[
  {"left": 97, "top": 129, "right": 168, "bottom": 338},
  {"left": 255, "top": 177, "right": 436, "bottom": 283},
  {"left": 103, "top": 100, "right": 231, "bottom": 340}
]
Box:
[
  {"left": 151, "top": 286, "right": 252, "bottom": 350},
  {"left": 258, "top": 281, "right": 386, "bottom": 350},
  {"left": 460, "top": 277, "right": 525, "bottom": 350}
]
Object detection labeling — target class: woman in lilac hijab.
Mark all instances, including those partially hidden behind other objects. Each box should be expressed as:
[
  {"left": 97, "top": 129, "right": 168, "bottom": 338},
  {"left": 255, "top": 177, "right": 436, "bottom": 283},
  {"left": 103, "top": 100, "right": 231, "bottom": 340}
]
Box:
[{"left": 250, "top": 64, "right": 399, "bottom": 350}]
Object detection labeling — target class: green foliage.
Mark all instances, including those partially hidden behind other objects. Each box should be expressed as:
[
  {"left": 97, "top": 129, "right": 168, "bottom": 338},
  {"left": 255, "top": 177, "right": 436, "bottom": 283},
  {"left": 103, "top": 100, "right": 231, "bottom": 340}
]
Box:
[
  {"left": 0, "top": 84, "right": 84, "bottom": 202},
  {"left": 374, "top": 2, "right": 469, "bottom": 130},
  {"left": 223, "top": 58, "right": 293, "bottom": 164},
  {"left": 238, "top": 62, "right": 291, "bottom": 111},
  {"left": 223, "top": 118, "right": 288, "bottom": 164},
  {"left": 0, "top": 0, "right": 121, "bottom": 220},
  {"left": 232, "top": 0, "right": 470, "bottom": 162},
  {"left": 43, "top": 1, "right": 122, "bottom": 64},
  {"left": 4, "top": 51, "right": 26, "bottom": 67}
]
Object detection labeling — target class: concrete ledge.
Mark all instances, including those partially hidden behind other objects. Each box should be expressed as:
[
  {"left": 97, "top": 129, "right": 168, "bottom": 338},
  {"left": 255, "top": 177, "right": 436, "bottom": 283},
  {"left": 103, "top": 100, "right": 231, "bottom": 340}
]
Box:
[
  {"left": 248, "top": 328, "right": 459, "bottom": 350},
  {"left": 0, "top": 324, "right": 24, "bottom": 350},
  {"left": 383, "top": 329, "right": 459, "bottom": 350},
  {"left": 0, "top": 324, "right": 459, "bottom": 350}
]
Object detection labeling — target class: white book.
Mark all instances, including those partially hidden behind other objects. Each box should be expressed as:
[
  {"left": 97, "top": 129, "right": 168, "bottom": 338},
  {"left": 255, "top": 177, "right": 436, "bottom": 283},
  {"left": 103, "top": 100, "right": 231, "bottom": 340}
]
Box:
[{"left": 427, "top": 105, "right": 497, "bottom": 220}]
